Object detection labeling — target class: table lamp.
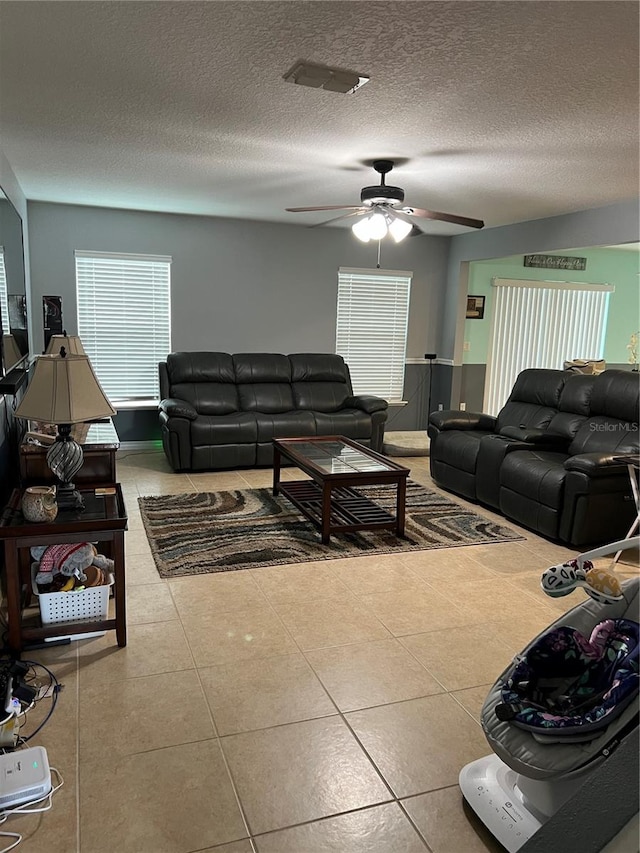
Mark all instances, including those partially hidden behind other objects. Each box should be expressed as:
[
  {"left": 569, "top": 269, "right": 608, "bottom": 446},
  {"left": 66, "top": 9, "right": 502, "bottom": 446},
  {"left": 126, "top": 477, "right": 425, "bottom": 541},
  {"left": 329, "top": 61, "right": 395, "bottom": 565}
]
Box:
[
  {"left": 44, "top": 332, "right": 86, "bottom": 356},
  {"left": 14, "top": 348, "right": 116, "bottom": 510},
  {"left": 2, "top": 334, "right": 23, "bottom": 371}
]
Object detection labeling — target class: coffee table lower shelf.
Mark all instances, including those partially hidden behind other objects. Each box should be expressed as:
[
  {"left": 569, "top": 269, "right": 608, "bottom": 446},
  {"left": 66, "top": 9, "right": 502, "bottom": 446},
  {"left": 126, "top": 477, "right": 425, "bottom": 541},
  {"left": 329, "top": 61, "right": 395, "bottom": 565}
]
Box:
[{"left": 279, "top": 479, "right": 399, "bottom": 542}]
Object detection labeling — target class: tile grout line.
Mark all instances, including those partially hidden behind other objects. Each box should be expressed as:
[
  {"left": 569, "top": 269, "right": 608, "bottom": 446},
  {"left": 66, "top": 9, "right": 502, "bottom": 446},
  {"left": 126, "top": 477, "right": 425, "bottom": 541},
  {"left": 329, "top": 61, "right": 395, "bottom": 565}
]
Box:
[
  {"left": 166, "top": 573, "right": 257, "bottom": 845},
  {"left": 116, "top": 455, "right": 574, "bottom": 846}
]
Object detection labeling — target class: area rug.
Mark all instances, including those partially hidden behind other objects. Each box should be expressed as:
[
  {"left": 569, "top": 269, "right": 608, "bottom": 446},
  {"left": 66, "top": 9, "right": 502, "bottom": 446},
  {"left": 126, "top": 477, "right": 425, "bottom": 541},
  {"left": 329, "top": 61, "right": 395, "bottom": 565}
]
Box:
[{"left": 138, "top": 481, "right": 524, "bottom": 577}]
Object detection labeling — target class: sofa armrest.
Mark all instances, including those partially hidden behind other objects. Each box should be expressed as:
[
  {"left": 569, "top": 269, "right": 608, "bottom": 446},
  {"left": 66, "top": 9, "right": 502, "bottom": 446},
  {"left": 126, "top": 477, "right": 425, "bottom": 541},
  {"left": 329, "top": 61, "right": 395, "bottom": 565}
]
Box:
[
  {"left": 345, "top": 395, "right": 388, "bottom": 414},
  {"left": 499, "top": 426, "right": 569, "bottom": 447},
  {"left": 429, "top": 410, "right": 497, "bottom": 431},
  {"left": 564, "top": 453, "right": 630, "bottom": 477},
  {"left": 159, "top": 398, "right": 198, "bottom": 421}
]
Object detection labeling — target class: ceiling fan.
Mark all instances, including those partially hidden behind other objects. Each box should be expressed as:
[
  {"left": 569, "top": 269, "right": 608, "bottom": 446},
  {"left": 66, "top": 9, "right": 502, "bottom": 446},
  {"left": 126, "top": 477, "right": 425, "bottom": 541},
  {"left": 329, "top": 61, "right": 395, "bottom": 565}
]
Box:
[{"left": 286, "top": 159, "right": 484, "bottom": 242}]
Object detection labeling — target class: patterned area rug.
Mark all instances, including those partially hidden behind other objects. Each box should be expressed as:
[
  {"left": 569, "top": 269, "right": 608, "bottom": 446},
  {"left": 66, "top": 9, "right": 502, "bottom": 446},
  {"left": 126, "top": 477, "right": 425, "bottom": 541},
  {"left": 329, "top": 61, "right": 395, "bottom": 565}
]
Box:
[{"left": 138, "top": 481, "right": 524, "bottom": 577}]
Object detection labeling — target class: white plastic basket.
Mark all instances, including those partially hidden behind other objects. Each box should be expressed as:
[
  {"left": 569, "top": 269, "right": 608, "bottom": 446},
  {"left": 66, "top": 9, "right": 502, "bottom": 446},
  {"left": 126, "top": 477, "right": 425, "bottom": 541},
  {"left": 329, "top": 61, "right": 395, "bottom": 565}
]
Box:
[{"left": 31, "top": 570, "right": 114, "bottom": 642}]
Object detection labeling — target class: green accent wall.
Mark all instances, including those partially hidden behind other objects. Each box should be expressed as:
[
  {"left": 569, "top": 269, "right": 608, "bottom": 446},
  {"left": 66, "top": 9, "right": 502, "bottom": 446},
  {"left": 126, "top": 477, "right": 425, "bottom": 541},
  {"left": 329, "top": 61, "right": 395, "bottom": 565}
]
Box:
[{"left": 463, "top": 247, "right": 640, "bottom": 365}]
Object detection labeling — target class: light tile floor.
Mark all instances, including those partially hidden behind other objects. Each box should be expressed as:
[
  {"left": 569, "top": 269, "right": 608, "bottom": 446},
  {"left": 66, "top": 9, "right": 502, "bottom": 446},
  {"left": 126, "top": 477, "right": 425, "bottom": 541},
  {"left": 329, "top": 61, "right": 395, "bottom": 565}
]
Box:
[{"left": 12, "top": 450, "right": 639, "bottom": 852}]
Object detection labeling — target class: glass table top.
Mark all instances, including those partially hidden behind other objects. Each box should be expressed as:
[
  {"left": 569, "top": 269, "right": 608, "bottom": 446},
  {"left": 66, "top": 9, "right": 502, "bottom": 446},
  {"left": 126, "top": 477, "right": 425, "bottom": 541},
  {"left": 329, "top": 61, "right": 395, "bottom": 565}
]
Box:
[{"left": 279, "top": 439, "right": 396, "bottom": 474}]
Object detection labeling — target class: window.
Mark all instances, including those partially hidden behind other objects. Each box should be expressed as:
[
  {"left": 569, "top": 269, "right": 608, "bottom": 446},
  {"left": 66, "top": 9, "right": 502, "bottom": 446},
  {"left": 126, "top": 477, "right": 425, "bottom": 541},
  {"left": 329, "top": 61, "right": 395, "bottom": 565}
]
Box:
[
  {"left": 484, "top": 277, "right": 613, "bottom": 415},
  {"left": 75, "top": 251, "right": 171, "bottom": 402},
  {"left": 0, "top": 247, "right": 8, "bottom": 333},
  {"left": 336, "top": 267, "right": 412, "bottom": 402}
]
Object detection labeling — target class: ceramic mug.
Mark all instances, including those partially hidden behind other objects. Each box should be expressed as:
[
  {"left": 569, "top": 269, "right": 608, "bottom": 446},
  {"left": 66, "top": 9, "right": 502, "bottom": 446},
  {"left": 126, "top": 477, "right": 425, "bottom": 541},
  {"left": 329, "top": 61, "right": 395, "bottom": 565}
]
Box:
[{"left": 21, "top": 486, "right": 58, "bottom": 523}]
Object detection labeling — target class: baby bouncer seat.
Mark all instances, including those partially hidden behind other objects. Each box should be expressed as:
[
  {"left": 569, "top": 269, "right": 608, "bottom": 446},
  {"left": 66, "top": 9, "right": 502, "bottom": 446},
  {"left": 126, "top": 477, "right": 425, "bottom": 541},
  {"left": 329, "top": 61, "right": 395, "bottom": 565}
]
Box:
[{"left": 459, "top": 539, "right": 639, "bottom": 853}]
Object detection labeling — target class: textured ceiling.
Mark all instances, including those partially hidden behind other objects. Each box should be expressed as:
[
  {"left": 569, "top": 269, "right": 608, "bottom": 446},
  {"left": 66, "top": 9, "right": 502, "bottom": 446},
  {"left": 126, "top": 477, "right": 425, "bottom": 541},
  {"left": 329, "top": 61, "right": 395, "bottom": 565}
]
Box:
[{"left": 0, "top": 1, "right": 638, "bottom": 234}]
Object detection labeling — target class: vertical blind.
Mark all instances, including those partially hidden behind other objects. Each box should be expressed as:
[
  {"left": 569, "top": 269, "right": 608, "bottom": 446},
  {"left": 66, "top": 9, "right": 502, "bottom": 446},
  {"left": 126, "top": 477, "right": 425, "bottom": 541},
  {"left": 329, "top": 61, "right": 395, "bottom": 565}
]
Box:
[
  {"left": 0, "top": 248, "right": 8, "bottom": 333},
  {"left": 336, "top": 267, "right": 412, "bottom": 402},
  {"left": 75, "top": 251, "right": 171, "bottom": 401},
  {"left": 484, "top": 277, "right": 613, "bottom": 415}
]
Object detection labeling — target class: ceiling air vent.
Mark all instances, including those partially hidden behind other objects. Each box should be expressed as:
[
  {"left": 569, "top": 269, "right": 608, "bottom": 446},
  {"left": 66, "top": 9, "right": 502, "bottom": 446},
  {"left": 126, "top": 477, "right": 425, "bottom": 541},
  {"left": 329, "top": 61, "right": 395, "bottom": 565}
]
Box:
[{"left": 283, "top": 61, "right": 369, "bottom": 94}]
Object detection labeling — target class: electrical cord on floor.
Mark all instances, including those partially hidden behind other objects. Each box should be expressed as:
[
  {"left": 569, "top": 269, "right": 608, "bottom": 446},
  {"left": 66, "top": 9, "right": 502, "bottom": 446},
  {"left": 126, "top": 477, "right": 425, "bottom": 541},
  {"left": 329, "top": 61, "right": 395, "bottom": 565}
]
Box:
[
  {"left": 14, "top": 662, "right": 61, "bottom": 745},
  {"left": 0, "top": 661, "right": 61, "bottom": 754},
  {"left": 0, "top": 766, "right": 64, "bottom": 852}
]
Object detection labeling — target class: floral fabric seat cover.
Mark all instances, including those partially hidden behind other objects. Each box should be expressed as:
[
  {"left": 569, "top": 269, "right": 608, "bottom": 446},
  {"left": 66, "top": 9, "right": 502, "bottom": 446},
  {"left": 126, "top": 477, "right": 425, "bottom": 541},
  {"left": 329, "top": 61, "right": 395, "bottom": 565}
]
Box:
[{"left": 496, "top": 618, "right": 639, "bottom": 736}]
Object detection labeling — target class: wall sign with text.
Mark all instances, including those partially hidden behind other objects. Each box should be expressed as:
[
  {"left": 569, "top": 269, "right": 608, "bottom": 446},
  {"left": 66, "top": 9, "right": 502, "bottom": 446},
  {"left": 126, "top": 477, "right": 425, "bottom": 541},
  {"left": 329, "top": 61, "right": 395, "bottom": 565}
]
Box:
[{"left": 524, "top": 254, "right": 587, "bottom": 270}]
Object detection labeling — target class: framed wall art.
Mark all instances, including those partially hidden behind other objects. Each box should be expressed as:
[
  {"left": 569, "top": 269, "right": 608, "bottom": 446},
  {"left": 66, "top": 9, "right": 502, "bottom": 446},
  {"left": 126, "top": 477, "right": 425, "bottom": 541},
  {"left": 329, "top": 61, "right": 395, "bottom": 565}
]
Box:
[{"left": 466, "top": 295, "right": 485, "bottom": 319}]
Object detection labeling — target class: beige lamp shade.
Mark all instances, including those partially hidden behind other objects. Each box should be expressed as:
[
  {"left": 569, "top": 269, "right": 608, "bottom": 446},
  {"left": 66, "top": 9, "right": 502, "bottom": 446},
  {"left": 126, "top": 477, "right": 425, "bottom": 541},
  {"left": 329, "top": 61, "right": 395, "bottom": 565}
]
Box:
[
  {"left": 2, "top": 334, "right": 23, "bottom": 370},
  {"left": 14, "top": 353, "right": 116, "bottom": 424},
  {"left": 45, "top": 334, "right": 86, "bottom": 356}
]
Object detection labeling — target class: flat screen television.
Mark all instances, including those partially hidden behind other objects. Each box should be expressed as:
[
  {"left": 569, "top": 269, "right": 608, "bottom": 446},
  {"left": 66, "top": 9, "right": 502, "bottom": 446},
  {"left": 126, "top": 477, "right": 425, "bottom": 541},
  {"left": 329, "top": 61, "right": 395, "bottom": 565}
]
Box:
[{"left": 0, "top": 185, "right": 29, "bottom": 384}]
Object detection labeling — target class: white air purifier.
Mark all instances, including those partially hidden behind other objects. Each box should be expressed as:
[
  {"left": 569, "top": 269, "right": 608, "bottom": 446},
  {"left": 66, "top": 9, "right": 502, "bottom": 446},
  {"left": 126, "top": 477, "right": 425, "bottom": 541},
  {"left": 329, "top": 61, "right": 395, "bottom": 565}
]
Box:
[{"left": 0, "top": 746, "right": 52, "bottom": 809}]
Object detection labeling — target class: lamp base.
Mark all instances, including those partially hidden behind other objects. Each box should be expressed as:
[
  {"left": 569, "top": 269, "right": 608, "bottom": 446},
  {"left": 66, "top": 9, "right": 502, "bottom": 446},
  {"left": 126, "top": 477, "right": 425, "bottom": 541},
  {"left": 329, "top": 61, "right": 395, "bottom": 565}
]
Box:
[{"left": 55, "top": 482, "right": 84, "bottom": 511}]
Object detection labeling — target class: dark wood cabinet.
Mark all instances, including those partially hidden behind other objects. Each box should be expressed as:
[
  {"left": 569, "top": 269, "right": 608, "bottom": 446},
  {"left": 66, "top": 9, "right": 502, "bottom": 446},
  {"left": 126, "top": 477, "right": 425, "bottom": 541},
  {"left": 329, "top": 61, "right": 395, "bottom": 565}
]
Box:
[
  {"left": 20, "top": 419, "right": 119, "bottom": 486},
  {"left": 0, "top": 484, "right": 128, "bottom": 651}
]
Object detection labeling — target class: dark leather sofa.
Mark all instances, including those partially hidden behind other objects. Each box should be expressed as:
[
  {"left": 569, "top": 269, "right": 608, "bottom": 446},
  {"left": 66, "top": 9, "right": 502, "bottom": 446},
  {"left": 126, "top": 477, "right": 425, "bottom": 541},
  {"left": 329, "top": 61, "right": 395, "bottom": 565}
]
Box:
[
  {"left": 159, "top": 352, "right": 388, "bottom": 471},
  {"left": 428, "top": 369, "right": 568, "bottom": 502},
  {"left": 428, "top": 368, "right": 639, "bottom": 546}
]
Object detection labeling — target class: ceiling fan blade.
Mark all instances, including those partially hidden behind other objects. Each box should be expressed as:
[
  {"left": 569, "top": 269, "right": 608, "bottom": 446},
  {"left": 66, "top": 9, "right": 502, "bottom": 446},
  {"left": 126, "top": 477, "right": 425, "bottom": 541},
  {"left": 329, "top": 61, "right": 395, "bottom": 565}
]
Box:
[
  {"left": 310, "top": 210, "right": 367, "bottom": 227},
  {"left": 286, "top": 205, "right": 362, "bottom": 212},
  {"left": 403, "top": 207, "right": 485, "bottom": 229}
]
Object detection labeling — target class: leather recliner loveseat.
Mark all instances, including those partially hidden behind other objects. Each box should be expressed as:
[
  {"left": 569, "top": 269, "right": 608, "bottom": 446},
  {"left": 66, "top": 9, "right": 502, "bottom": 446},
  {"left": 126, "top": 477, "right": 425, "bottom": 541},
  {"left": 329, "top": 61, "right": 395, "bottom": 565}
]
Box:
[
  {"left": 428, "top": 368, "right": 639, "bottom": 546},
  {"left": 428, "top": 369, "right": 569, "bottom": 502},
  {"left": 159, "top": 352, "right": 388, "bottom": 471}
]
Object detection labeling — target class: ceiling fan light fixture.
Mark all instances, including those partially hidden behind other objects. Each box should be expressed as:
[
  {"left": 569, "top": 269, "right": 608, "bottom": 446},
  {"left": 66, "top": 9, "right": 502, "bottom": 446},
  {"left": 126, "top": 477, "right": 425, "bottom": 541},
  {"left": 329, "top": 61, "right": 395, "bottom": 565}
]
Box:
[
  {"left": 367, "top": 211, "right": 388, "bottom": 240},
  {"left": 352, "top": 212, "right": 388, "bottom": 241},
  {"left": 388, "top": 216, "right": 413, "bottom": 243},
  {"left": 351, "top": 216, "right": 372, "bottom": 242}
]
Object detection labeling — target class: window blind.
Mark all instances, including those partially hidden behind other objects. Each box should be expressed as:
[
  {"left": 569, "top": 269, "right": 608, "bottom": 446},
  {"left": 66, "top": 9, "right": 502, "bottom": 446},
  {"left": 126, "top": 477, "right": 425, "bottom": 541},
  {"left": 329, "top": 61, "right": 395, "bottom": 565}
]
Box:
[
  {"left": 75, "top": 251, "right": 171, "bottom": 402},
  {"left": 0, "top": 248, "right": 8, "bottom": 333},
  {"left": 484, "top": 277, "right": 613, "bottom": 415},
  {"left": 336, "top": 267, "right": 412, "bottom": 402}
]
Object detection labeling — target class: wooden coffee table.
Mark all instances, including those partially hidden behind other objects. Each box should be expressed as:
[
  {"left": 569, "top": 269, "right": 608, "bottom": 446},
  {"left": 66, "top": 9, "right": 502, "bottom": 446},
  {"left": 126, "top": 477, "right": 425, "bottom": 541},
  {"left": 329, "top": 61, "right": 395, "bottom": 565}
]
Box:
[{"left": 272, "top": 436, "right": 410, "bottom": 544}]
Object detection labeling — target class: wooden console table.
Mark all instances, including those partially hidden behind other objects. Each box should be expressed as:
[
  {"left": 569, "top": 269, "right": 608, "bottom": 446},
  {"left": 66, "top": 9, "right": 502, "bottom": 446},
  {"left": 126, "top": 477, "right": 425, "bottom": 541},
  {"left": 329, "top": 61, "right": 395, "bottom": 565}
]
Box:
[
  {"left": 0, "top": 484, "right": 128, "bottom": 652},
  {"left": 20, "top": 419, "right": 119, "bottom": 486}
]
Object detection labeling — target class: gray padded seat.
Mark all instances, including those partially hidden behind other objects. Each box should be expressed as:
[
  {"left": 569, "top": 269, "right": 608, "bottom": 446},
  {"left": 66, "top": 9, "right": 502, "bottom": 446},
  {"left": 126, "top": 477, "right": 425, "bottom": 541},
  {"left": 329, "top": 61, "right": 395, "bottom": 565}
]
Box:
[{"left": 481, "top": 578, "right": 639, "bottom": 780}]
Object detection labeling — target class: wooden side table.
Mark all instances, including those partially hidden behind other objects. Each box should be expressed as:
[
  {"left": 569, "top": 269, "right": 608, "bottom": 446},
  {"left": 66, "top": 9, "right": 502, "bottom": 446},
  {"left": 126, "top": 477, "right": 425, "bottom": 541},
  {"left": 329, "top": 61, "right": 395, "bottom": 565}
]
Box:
[
  {"left": 20, "top": 419, "right": 120, "bottom": 487},
  {"left": 0, "top": 484, "right": 128, "bottom": 652}
]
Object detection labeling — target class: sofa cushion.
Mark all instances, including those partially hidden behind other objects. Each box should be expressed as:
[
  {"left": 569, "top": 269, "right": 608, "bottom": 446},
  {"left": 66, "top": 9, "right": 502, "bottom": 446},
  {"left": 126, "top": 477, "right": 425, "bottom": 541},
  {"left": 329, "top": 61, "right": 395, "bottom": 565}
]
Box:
[
  {"left": 238, "top": 384, "right": 295, "bottom": 413},
  {"left": 568, "top": 416, "right": 640, "bottom": 456},
  {"left": 289, "top": 353, "right": 349, "bottom": 382},
  {"left": 191, "top": 413, "right": 258, "bottom": 446},
  {"left": 495, "top": 369, "right": 567, "bottom": 433},
  {"left": 501, "top": 450, "right": 569, "bottom": 507},
  {"left": 588, "top": 369, "right": 640, "bottom": 422},
  {"left": 432, "top": 430, "right": 494, "bottom": 474},
  {"left": 311, "top": 410, "right": 373, "bottom": 441},
  {"left": 545, "top": 374, "right": 595, "bottom": 441},
  {"left": 233, "top": 353, "right": 292, "bottom": 383},
  {"left": 292, "top": 382, "right": 351, "bottom": 412},
  {"left": 167, "top": 352, "right": 235, "bottom": 384},
  {"left": 255, "top": 411, "right": 317, "bottom": 441},
  {"left": 167, "top": 352, "right": 239, "bottom": 415},
  {"left": 566, "top": 371, "right": 639, "bottom": 456}
]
